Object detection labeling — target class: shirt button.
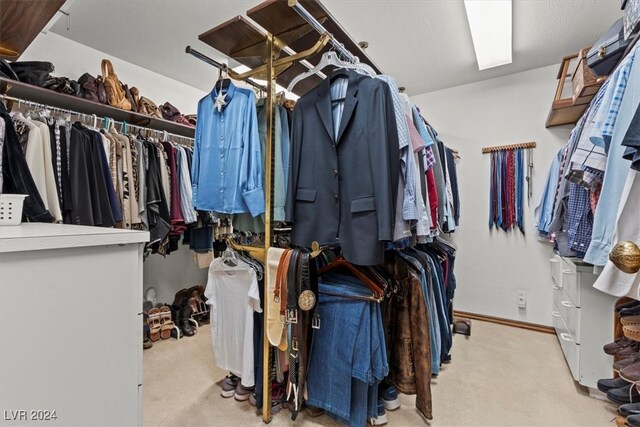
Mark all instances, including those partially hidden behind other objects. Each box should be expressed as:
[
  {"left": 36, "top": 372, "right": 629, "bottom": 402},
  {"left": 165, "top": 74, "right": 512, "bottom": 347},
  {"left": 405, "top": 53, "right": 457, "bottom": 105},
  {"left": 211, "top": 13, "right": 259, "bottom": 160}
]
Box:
[
  {"left": 334, "top": 194, "right": 338, "bottom": 200},
  {"left": 333, "top": 169, "right": 338, "bottom": 176},
  {"left": 220, "top": 154, "right": 224, "bottom": 158}
]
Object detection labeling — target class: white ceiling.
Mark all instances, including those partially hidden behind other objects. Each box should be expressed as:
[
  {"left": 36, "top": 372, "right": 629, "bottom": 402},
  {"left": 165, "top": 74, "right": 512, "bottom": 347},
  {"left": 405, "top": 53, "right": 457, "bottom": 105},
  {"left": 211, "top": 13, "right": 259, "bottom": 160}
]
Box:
[{"left": 50, "top": 0, "right": 622, "bottom": 96}]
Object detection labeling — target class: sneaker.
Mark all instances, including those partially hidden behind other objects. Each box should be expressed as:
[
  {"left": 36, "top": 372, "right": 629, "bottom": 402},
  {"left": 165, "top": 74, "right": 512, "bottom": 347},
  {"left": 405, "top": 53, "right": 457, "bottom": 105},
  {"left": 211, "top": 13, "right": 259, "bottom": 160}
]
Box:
[
  {"left": 220, "top": 374, "right": 238, "bottom": 398},
  {"left": 368, "top": 399, "right": 388, "bottom": 425},
  {"left": 234, "top": 382, "right": 255, "bottom": 402},
  {"left": 379, "top": 384, "right": 400, "bottom": 411}
]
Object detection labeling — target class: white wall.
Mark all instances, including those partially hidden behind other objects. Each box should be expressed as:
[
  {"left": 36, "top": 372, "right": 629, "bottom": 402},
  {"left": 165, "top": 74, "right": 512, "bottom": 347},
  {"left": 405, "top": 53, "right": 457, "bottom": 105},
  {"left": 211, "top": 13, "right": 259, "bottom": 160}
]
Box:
[
  {"left": 20, "top": 32, "right": 209, "bottom": 304},
  {"left": 20, "top": 32, "right": 207, "bottom": 114},
  {"left": 412, "top": 64, "right": 573, "bottom": 326},
  {"left": 142, "top": 249, "right": 208, "bottom": 306}
]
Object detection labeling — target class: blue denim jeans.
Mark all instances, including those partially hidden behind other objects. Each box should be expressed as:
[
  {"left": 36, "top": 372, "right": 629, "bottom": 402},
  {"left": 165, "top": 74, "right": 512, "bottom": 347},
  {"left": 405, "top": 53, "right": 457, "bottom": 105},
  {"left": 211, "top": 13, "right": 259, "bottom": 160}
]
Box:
[{"left": 306, "top": 274, "right": 388, "bottom": 426}]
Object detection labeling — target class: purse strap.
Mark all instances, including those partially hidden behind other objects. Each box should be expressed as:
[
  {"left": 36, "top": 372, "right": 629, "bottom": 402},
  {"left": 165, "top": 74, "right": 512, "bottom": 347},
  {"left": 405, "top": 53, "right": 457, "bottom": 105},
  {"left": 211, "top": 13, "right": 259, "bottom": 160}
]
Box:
[{"left": 101, "top": 59, "right": 116, "bottom": 79}]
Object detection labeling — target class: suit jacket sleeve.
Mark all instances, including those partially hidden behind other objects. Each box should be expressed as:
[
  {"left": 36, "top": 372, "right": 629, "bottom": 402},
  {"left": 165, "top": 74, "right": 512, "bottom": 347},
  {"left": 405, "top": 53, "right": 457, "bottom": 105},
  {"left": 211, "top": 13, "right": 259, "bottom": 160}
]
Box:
[
  {"left": 285, "top": 101, "right": 303, "bottom": 223},
  {"left": 370, "top": 82, "right": 400, "bottom": 241}
]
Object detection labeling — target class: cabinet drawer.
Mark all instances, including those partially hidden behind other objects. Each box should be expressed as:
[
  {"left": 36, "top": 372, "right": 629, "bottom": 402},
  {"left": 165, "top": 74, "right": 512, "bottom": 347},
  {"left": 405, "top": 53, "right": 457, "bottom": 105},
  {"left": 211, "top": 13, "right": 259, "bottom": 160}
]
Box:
[
  {"left": 558, "top": 329, "right": 580, "bottom": 381},
  {"left": 553, "top": 284, "right": 563, "bottom": 309},
  {"left": 561, "top": 268, "right": 581, "bottom": 308},
  {"left": 558, "top": 291, "right": 581, "bottom": 344},
  {"left": 550, "top": 255, "right": 563, "bottom": 288}
]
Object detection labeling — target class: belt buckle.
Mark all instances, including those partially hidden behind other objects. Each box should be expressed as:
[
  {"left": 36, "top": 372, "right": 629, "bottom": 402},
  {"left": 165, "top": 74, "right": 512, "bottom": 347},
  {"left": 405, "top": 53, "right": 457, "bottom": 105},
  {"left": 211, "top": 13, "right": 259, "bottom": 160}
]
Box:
[
  {"left": 286, "top": 309, "right": 298, "bottom": 324},
  {"left": 274, "top": 295, "right": 280, "bottom": 304},
  {"left": 312, "top": 314, "right": 321, "bottom": 330},
  {"left": 291, "top": 338, "right": 299, "bottom": 352}
]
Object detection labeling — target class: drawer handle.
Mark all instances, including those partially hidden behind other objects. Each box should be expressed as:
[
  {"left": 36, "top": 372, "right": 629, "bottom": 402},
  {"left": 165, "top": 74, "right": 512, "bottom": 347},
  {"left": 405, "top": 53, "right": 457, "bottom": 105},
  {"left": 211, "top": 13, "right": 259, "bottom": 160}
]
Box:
[
  {"left": 552, "top": 285, "right": 561, "bottom": 290},
  {"left": 552, "top": 311, "right": 561, "bottom": 317},
  {"left": 562, "top": 269, "right": 574, "bottom": 275},
  {"left": 550, "top": 259, "right": 559, "bottom": 263},
  {"left": 561, "top": 300, "right": 575, "bottom": 308},
  {"left": 560, "top": 332, "right": 574, "bottom": 342}
]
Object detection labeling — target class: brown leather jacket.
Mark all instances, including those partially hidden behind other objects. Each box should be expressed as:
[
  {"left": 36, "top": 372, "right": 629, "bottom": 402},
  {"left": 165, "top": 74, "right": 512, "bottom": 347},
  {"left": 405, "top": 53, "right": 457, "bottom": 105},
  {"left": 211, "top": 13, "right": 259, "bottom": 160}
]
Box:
[{"left": 384, "top": 255, "right": 433, "bottom": 420}]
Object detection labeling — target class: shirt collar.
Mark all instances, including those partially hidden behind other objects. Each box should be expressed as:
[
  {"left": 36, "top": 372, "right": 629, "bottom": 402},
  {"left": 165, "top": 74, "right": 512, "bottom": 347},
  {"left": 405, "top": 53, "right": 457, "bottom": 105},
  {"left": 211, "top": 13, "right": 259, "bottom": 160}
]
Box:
[{"left": 211, "top": 81, "right": 237, "bottom": 108}]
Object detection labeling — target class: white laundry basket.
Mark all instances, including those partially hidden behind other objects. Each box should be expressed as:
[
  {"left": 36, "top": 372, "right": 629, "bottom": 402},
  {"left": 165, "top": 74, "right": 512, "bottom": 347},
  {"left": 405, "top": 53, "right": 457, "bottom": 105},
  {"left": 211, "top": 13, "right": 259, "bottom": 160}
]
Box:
[{"left": 0, "top": 194, "right": 27, "bottom": 226}]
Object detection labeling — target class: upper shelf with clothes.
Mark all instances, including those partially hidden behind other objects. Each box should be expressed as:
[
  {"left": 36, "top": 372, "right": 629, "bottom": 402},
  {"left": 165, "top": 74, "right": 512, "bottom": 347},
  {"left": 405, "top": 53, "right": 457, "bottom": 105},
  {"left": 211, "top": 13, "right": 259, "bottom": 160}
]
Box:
[{"left": 0, "top": 77, "right": 195, "bottom": 138}]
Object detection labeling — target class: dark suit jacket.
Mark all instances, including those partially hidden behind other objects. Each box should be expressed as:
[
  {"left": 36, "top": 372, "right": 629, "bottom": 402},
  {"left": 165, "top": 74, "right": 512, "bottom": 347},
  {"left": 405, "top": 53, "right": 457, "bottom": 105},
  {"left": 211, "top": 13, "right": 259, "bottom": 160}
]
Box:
[{"left": 285, "top": 71, "right": 400, "bottom": 265}]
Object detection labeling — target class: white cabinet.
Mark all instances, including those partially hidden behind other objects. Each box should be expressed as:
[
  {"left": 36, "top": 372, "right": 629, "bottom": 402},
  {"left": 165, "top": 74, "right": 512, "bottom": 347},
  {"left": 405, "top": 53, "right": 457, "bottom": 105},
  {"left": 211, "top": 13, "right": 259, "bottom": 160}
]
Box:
[
  {"left": 549, "top": 255, "right": 617, "bottom": 391},
  {"left": 0, "top": 224, "right": 148, "bottom": 427}
]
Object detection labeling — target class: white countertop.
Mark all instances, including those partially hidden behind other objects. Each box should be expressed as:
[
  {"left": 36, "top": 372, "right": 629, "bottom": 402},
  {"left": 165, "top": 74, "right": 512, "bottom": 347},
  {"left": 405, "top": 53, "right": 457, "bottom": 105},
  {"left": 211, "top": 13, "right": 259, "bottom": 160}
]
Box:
[{"left": 0, "top": 223, "right": 149, "bottom": 253}]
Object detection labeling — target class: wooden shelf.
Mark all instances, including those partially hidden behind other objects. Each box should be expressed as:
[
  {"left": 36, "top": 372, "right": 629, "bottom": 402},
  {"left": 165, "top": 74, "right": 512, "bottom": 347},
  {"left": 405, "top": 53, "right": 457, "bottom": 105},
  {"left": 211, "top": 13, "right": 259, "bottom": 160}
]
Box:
[
  {"left": 0, "top": 78, "right": 195, "bottom": 138},
  {"left": 0, "top": 0, "right": 65, "bottom": 59},
  {"left": 247, "top": 0, "right": 381, "bottom": 74},
  {"left": 197, "top": 0, "right": 383, "bottom": 96}
]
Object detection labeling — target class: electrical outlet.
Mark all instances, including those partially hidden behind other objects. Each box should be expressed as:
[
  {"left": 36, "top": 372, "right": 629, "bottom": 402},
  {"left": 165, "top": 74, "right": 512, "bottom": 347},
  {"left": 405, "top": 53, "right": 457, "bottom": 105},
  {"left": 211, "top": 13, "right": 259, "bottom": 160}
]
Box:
[{"left": 517, "top": 291, "right": 527, "bottom": 309}]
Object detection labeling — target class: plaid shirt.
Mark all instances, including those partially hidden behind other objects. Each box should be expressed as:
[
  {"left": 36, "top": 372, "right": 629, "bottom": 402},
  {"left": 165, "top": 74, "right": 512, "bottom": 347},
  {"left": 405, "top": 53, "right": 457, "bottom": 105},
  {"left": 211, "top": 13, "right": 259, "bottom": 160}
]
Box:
[
  {"left": 376, "top": 75, "right": 418, "bottom": 221},
  {"left": 588, "top": 50, "right": 636, "bottom": 150},
  {"left": 567, "top": 182, "right": 593, "bottom": 255}
]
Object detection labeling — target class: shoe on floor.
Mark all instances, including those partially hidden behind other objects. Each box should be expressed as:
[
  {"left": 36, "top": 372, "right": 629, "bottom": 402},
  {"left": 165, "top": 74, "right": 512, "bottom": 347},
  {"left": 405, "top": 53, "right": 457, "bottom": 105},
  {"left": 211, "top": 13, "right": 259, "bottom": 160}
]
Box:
[
  {"left": 598, "top": 377, "right": 631, "bottom": 393},
  {"left": 220, "top": 374, "right": 239, "bottom": 398},
  {"left": 629, "top": 414, "right": 640, "bottom": 427},
  {"left": 607, "top": 384, "right": 640, "bottom": 405},
  {"left": 379, "top": 384, "right": 400, "bottom": 411},
  {"left": 368, "top": 399, "right": 388, "bottom": 425},
  {"left": 306, "top": 406, "right": 325, "bottom": 417},
  {"left": 620, "top": 402, "right": 640, "bottom": 417},
  {"left": 605, "top": 338, "right": 637, "bottom": 355},
  {"left": 234, "top": 382, "right": 255, "bottom": 402}
]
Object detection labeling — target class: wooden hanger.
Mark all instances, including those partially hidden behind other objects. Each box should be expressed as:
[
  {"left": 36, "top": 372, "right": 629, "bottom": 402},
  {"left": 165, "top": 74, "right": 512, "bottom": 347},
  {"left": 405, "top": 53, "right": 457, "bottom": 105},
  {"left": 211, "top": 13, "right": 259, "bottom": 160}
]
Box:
[{"left": 318, "top": 255, "right": 385, "bottom": 299}]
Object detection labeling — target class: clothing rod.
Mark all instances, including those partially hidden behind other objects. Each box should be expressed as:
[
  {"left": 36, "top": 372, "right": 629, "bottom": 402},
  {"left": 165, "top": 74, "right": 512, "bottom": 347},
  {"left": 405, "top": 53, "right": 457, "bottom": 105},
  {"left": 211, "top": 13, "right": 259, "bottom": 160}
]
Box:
[
  {"left": 481, "top": 141, "right": 536, "bottom": 154},
  {"left": 288, "top": 0, "right": 359, "bottom": 64},
  {"left": 0, "top": 93, "right": 193, "bottom": 142},
  {"left": 185, "top": 46, "right": 268, "bottom": 92}
]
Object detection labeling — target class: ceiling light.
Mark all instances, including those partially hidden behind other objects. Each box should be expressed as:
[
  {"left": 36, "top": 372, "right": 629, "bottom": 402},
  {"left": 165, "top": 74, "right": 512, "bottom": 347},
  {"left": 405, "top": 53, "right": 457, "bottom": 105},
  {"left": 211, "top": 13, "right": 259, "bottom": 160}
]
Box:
[{"left": 464, "top": 0, "right": 512, "bottom": 70}]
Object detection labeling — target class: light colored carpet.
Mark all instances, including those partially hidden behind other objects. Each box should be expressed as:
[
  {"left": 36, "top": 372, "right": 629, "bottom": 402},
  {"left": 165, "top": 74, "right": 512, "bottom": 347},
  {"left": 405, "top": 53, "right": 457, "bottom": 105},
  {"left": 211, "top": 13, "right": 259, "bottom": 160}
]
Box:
[{"left": 143, "top": 320, "right": 617, "bottom": 426}]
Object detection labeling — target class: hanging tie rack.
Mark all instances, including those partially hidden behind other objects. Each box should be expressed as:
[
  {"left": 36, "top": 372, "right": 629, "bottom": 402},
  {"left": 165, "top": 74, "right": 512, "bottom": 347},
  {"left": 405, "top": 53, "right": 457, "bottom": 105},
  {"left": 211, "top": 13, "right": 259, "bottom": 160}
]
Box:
[{"left": 481, "top": 141, "right": 536, "bottom": 154}]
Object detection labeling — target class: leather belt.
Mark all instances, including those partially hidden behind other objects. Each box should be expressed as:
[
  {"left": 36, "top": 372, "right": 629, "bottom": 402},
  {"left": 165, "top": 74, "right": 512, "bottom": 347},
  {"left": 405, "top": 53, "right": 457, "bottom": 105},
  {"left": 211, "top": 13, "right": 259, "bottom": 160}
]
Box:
[
  {"left": 283, "top": 250, "right": 321, "bottom": 419},
  {"left": 274, "top": 249, "right": 293, "bottom": 317}
]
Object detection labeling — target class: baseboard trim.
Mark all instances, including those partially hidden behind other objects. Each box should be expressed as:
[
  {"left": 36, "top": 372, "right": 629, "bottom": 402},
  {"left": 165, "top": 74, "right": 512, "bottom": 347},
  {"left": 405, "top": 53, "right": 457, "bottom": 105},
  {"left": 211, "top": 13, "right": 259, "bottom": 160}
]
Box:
[{"left": 453, "top": 310, "right": 555, "bottom": 335}]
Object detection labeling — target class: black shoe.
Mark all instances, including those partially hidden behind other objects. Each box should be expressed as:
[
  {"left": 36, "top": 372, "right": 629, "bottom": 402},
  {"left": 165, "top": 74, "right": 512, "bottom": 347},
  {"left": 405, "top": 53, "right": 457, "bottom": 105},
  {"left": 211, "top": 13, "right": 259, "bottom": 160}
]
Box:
[
  {"left": 180, "top": 304, "right": 195, "bottom": 337},
  {"left": 607, "top": 384, "right": 640, "bottom": 404},
  {"left": 620, "top": 403, "right": 640, "bottom": 417},
  {"left": 618, "top": 300, "right": 640, "bottom": 312},
  {"left": 620, "top": 306, "right": 640, "bottom": 317},
  {"left": 629, "top": 414, "right": 640, "bottom": 427},
  {"left": 598, "top": 377, "right": 631, "bottom": 393}
]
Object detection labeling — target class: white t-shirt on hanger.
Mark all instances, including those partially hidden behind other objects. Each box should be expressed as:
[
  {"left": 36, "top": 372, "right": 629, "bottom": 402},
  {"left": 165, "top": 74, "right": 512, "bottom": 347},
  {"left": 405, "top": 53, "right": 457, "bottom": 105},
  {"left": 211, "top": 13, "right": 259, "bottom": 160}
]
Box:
[{"left": 205, "top": 257, "right": 262, "bottom": 387}]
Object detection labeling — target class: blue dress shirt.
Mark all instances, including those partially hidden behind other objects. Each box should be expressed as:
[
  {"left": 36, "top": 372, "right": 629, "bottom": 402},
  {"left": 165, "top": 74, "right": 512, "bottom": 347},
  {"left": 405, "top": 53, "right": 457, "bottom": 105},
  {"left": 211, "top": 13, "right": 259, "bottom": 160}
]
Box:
[{"left": 192, "top": 83, "right": 265, "bottom": 216}]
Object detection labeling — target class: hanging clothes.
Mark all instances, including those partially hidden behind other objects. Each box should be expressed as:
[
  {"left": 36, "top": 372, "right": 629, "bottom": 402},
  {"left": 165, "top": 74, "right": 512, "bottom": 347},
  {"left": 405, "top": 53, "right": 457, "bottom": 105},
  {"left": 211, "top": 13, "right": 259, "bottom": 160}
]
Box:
[
  {"left": 204, "top": 257, "right": 262, "bottom": 388},
  {"left": 192, "top": 82, "right": 264, "bottom": 216}
]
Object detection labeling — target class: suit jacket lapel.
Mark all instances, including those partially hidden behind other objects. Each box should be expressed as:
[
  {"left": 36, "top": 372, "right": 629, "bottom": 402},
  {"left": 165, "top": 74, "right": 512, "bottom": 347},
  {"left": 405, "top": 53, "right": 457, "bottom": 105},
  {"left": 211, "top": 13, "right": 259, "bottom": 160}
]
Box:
[
  {"left": 336, "top": 71, "right": 359, "bottom": 143},
  {"left": 314, "top": 78, "right": 334, "bottom": 141}
]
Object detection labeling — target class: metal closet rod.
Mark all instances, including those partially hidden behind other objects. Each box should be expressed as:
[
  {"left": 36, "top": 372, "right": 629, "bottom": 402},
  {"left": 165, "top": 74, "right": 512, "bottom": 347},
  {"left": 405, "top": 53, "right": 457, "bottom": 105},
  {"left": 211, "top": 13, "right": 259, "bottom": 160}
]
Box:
[
  {"left": 0, "top": 93, "right": 194, "bottom": 143},
  {"left": 288, "top": 0, "right": 359, "bottom": 64},
  {"left": 185, "top": 46, "right": 268, "bottom": 92}
]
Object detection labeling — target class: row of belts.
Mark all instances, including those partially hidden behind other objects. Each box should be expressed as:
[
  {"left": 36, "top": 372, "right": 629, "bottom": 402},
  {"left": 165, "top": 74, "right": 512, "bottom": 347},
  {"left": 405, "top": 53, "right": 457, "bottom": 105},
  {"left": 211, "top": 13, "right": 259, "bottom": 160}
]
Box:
[{"left": 285, "top": 249, "right": 320, "bottom": 420}]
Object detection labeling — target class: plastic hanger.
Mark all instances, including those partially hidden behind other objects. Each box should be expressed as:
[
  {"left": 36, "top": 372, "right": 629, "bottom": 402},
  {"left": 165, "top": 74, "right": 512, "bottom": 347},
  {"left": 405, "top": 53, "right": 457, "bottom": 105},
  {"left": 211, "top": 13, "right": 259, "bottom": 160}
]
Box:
[
  {"left": 221, "top": 246, "right": 239, "bottom": 267},
  {"left": 287, "top": 51, "right": 376, "bottom": 93}
]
